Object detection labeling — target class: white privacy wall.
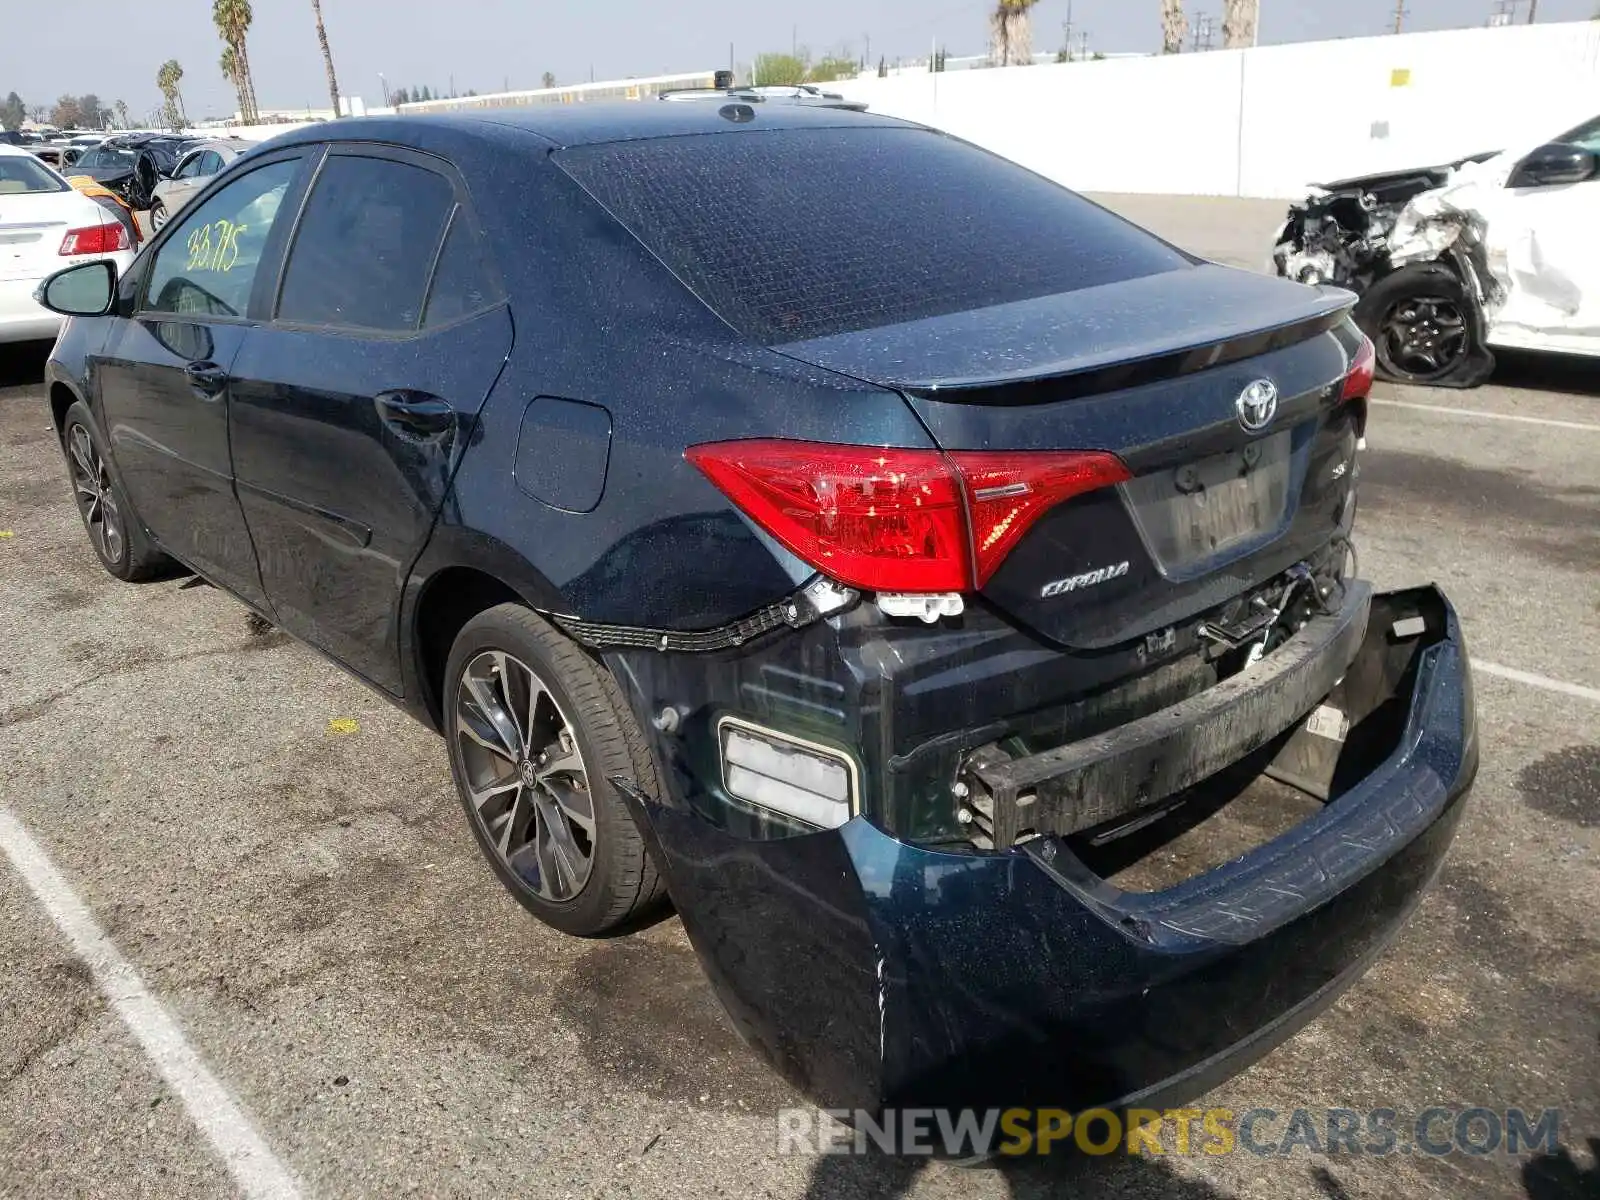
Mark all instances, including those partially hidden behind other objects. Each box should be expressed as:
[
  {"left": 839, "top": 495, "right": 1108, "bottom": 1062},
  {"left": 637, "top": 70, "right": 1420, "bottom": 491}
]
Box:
[{"left": 831, "top": 21, "right": 1600, "bottom": 198}]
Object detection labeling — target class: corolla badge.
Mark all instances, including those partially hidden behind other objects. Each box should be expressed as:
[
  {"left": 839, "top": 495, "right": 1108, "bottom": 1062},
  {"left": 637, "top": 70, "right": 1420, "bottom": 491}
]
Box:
[{"left": 1236, "top": 379, "right": 1279, "bottom": 433}]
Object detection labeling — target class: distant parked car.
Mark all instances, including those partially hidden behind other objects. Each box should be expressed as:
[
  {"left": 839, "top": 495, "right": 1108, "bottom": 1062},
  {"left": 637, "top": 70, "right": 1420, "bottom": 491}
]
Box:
[
  {"left": 0, "top": 130, "right": 25, "bottom": 147},
  {"left": 0, "top": 145, "right": 136, "bottom": 344},
  {"left": 70, "top": 133, "right": 201, "bottom": 211},
  {"left": 149, "top": 139, "right": 253, "bottom": 230}
]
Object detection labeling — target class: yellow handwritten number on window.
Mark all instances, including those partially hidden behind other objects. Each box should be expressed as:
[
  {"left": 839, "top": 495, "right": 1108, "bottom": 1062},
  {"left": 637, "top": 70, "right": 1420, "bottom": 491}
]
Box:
[{"left": 184, "top": 220, "right": 250, "bottom": 274}]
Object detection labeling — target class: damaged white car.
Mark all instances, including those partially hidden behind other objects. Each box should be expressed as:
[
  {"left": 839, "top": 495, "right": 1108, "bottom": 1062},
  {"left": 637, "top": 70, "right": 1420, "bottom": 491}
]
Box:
[{"left": 1274, "top": 112, "right": 1600, "bottom": 386}]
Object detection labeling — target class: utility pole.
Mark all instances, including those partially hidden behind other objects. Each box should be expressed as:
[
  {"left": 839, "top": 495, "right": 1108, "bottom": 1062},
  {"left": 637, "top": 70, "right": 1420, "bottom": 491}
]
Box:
[
  {"left": 1528, "top": 0, "right": 1539, "bottom": 20},
  {"left": 1392, "top": 0, "right": 1408, "bottom": 34},
  {"left": 1063, "top": 0, "right": 1075, "bottom": 59}
]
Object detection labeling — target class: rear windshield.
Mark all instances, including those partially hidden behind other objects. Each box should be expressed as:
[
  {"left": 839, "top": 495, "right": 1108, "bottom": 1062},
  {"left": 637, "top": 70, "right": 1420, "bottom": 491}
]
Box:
[
  {"left": 0, "top": 154, "right": 67, "bottom": 194},
  {"left": 555, "top": 126, "right": 1188, "bottom": 343}
]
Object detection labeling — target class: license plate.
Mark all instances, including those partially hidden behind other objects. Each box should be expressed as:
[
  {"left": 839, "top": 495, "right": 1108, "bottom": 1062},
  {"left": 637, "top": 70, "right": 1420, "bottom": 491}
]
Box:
[{"left": 1121, "top": 431, "right": 1293, "bottom": 571}]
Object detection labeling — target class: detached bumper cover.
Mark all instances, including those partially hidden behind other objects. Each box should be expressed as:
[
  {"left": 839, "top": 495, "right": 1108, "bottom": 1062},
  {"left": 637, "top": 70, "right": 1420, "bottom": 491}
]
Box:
[{"left": 621, "top": 585, "right": 1477, "bottom": 1114}]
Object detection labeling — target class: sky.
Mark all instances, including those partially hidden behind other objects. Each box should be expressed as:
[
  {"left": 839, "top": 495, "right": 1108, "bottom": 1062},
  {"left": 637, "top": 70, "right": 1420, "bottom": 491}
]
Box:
[{"left": 4, "top": 0, "right": 1595, "bottom": 122}]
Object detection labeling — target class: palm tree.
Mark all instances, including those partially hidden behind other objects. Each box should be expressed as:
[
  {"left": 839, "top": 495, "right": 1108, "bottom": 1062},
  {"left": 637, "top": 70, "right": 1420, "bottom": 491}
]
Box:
[
  {"left": 989, "top": 0, "right": 1039, "bottom": 66},
  {"left": 220, "top": 46, "right": 248, "bottom": 123},
  {"left": 156, "top": 60, "right": 186, "bottom": 132},
  {"left": 310, "top": 0, "right": 341, "bottom": 116},
  {"left": 1221, "top": 0, "right": 1258, "bottom": 48},
  {"left": 213, "top": 0, "right": 259, "bottom": 124},
  {"left": 1161, "top": 0, "right": 1189, "bottom": 53},
  {"left": 114, "top": 99, "right": 129, "bottom": 129}
]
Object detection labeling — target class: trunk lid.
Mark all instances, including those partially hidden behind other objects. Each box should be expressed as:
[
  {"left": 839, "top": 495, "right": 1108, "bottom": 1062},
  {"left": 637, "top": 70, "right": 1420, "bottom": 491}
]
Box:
[
  {"left": 0, "top": 190, "right": 96, "bottom": 282},
  {"left": 776, "top": 264, "right": 1364, "bottom": 649}
]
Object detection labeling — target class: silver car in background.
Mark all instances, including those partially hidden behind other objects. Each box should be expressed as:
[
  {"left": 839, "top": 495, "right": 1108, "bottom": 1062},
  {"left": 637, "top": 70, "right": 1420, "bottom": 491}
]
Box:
[{"left": 149, "top": 138, "right": 254, "bottom": 230}]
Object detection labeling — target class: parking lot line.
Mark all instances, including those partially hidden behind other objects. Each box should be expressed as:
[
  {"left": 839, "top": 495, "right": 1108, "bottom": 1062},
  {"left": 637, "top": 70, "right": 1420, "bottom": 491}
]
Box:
[
  {"left": 1473, "top": 660, "right": 1600, "bottom": 703},
  {"left": 0, "top": 807, "right": 304, "bottom": 1200},
  {"left": 1370, "top": 398, "right": 1600, "bottom": 433}
]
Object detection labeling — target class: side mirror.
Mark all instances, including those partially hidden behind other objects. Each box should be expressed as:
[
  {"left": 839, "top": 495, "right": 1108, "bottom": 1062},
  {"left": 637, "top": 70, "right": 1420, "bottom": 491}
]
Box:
[
  {"left": 34, "top": 260, "right": 117, "bottom": 317},
  {"left": 1508, "top": 142, "right": 1597, "bottom": 189}
]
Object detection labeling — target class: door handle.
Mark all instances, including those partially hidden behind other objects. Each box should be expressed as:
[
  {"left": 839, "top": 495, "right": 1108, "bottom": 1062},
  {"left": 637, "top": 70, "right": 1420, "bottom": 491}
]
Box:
[
  {"left": 184, "top": 360, "right": 228, "bottom": 397},
  {"left": 374, "top": 392, "right": 457, "bottom": 438}
]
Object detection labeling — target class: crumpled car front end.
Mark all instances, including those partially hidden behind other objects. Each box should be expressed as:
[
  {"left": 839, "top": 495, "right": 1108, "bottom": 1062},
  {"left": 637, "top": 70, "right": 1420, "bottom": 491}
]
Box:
[{"left": 1273, "top": 156, "right": 1504, "bottom": 387}]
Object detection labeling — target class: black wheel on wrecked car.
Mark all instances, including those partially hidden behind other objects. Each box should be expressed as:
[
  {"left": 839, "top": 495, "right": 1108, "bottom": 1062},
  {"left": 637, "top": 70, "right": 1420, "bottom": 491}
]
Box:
[
  {"left": 443, "top": 603, "right": 668, "bottom": 936},
  {"left": 1354, "top": 262, "right": 1495, "bottom": 387}
]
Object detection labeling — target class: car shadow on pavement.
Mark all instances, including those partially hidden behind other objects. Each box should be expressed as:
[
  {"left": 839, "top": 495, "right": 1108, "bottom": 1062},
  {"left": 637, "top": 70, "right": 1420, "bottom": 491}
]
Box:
[
  {"left": 802, "top": 1145, "right": 1234, "bottom": 1200},
  {"left": 1522, "top": 1137, "right": 1600, "bottom": 1200},
  {"left": 0, "top": 341, "right": 51, "bottom": 390},
  {"left": 1491, "top": 350, "right": 1600, "bottom": 400}
]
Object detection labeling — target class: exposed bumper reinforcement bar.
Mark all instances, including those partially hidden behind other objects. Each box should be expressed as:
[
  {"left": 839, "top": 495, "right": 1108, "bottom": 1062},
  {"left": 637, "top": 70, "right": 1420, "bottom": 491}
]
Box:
[{"left": 963, "top": 580, "right": 1372, "bottom": 848}]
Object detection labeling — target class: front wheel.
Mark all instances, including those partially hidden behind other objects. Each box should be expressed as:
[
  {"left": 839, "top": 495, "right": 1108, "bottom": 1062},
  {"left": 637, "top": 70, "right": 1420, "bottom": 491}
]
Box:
[
  {"left": 1354, "top": 262, "right": 1495, "bottom": 388},
  {"left": 444, "top": 603, "right": 667, "bottom": 936},
  {"left": 61, "top": 401, "right": 170, "bottom": 582},
  {"left": 148, "top": 199, "right": 168, "bottom": 231}
]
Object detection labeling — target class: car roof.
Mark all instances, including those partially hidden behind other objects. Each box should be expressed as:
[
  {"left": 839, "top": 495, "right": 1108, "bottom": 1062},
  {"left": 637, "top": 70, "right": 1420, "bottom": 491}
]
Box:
[{"left": 264, "top": 101, "right": 909, "bottom": 153}]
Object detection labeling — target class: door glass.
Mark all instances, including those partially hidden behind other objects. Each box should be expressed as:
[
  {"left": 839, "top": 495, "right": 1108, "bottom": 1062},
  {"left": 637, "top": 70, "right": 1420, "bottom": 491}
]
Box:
[
  {"left": 422, "top": 213, "right": 502, "bottom": 328},
  {"left": 175, "top": 154, "right": 202, "bottom": 180},
  {"left": 1556, "top": 115, "right": 1600, "bottom": 155},
  {"left": 201, "top": 151, "right": 225, "bottom": 175},
  {"left": 144, "top": 159, "right": 299, "bottom": 319},
  {"left": 276, "top": 155, "right": 455, "bottom": 332}
]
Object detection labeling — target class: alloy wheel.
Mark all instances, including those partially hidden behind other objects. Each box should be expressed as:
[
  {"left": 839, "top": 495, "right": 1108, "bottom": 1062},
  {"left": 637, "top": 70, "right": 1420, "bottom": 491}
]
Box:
[
  {"left": 1379, "top": 294, "right": 1469, "bottom": 380},
  {"left": 66, "top": 423, "right": 125, "bottom": 565},
  {"left": 149, "top": 201, "right": 167, "bottom": 231},
  {"left": 454, "top": 650, "right": 596, "bottom": 902}
]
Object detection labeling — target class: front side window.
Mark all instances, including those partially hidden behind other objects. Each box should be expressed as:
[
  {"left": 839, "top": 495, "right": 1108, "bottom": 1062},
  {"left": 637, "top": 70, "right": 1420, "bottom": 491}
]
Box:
[
  {"left": 276, "top": 155, "right": 455, "bottom": 332},
  {"left": 143, "top": 158, "right": 299, "bottom": 318},
  {"left": 200, "top": 151, "right": 225, "bottom": 176},
  {"left": 174, "top": 153, "right": 203, "bottom": 180}
]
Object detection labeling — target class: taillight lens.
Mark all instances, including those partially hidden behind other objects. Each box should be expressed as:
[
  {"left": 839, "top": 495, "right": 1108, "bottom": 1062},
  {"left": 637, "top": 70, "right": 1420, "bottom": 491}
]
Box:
[
  {"left": 59, "top": 222, "right": 130, "bottom": 256},
  {"left": 1342, "top": 334, "right": 1376, "bottom": 400},
  {"left": 686, "top": 439, "right": 1130, "bottom": 592}
]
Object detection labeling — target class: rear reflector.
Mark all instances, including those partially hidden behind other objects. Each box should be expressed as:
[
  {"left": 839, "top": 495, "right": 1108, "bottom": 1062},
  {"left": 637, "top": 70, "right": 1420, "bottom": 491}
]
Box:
[
  {"left": 1342, "top": 334, "right": 1376, "bottom": 401},
  {"left": 719, "top": 718, "right": 855, "bottom": 829},
  {"left": 686, "top": 439, "right": 1130, "bottom": 592},
  {"left": 59, "top": 222, "right": 129, "bottom": 256}
]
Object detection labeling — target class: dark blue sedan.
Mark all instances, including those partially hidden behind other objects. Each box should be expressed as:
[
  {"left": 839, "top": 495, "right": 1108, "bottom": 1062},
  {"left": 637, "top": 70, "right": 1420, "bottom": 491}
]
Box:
[{"left": 36, "top": 102, "right": 1476, "bottom": 1130}]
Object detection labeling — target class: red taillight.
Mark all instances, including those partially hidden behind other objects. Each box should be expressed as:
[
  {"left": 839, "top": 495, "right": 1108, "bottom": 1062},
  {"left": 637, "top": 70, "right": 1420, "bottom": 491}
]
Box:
[
  {"left": 686, "top": 439, "right": 1129, "bottom": 593},
  {"left": 1342, "top": 334, "right": 1376, "bottom": 401},
  {"left": 59, "top": 222, "right": 129, "bottom": 256},
  {"left": 949, "top": 450, "right": 1132, "bottom": 586}
]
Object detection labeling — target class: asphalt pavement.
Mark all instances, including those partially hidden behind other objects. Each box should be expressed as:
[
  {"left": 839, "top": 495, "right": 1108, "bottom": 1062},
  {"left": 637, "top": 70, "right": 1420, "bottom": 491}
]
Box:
[{"left": 0, "top": 195, "right": 1595, "bottom": 1200}]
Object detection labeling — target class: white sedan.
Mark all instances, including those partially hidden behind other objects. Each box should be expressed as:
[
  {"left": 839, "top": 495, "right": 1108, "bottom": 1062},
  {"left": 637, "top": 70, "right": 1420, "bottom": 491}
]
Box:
[{"left": 0, "top": 145, "right": 138, "bottom": 345}]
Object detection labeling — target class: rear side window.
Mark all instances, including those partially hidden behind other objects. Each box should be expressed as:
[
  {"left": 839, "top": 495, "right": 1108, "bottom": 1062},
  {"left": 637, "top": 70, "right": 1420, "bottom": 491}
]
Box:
[
  {"left": 422, "top": 214, "right": 501, "bottom": 328},
  {"left": 556, "top": 127, "right": 1188, "bottom": 343},
  {"left": 0, "top": 154, "right": 67, "bottom": 194},
  {"left": 277, "top": 155, "right": 455, "bottom": 332}
]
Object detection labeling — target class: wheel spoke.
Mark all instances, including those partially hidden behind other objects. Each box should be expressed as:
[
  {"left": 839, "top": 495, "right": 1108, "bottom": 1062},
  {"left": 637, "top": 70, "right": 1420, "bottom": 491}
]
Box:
[
  {"left": 497, "top": 784, "right": 533, "bottom": 857},
  {"left": 69, "top": 431, "right": 95, "bottom": 481},
  {"left": 457, "top": 707, "right": 518, "bottom": 764},
  {"left": 467, "top": 774, "right": 520, "bottom": 814},
  {"left": 535, "top": 742, "right": 583, "bottom": 782},
  {"left": 542, "top": 777, "right": 595, "bottom": 837},
  {"left": 533, "top": 791, "right": 587, "bottom": 898},
  {"left": 462, "top": 672, "right": 522, "bottom": 761}
]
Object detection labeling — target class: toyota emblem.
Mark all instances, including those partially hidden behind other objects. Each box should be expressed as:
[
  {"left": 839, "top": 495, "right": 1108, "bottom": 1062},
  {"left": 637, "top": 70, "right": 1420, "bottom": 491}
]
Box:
[{"left": 1236, "top": 379, "right": 1279, "bottom": 433}]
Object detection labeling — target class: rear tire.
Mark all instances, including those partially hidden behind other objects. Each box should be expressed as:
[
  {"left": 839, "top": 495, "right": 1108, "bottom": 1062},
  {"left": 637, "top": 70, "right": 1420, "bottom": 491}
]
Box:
[
  {"left": 443, "top": 603, "right": 667, "bottom": 936},
  {"left": 61, "top": 401, "right": 170, "bottom": 582}
]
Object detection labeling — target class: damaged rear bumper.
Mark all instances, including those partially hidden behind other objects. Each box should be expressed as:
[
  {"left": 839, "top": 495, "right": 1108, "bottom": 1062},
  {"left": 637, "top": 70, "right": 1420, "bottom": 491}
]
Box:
[{"left": 619, "top": 585, "right": 1477, "bottom": 1116}]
